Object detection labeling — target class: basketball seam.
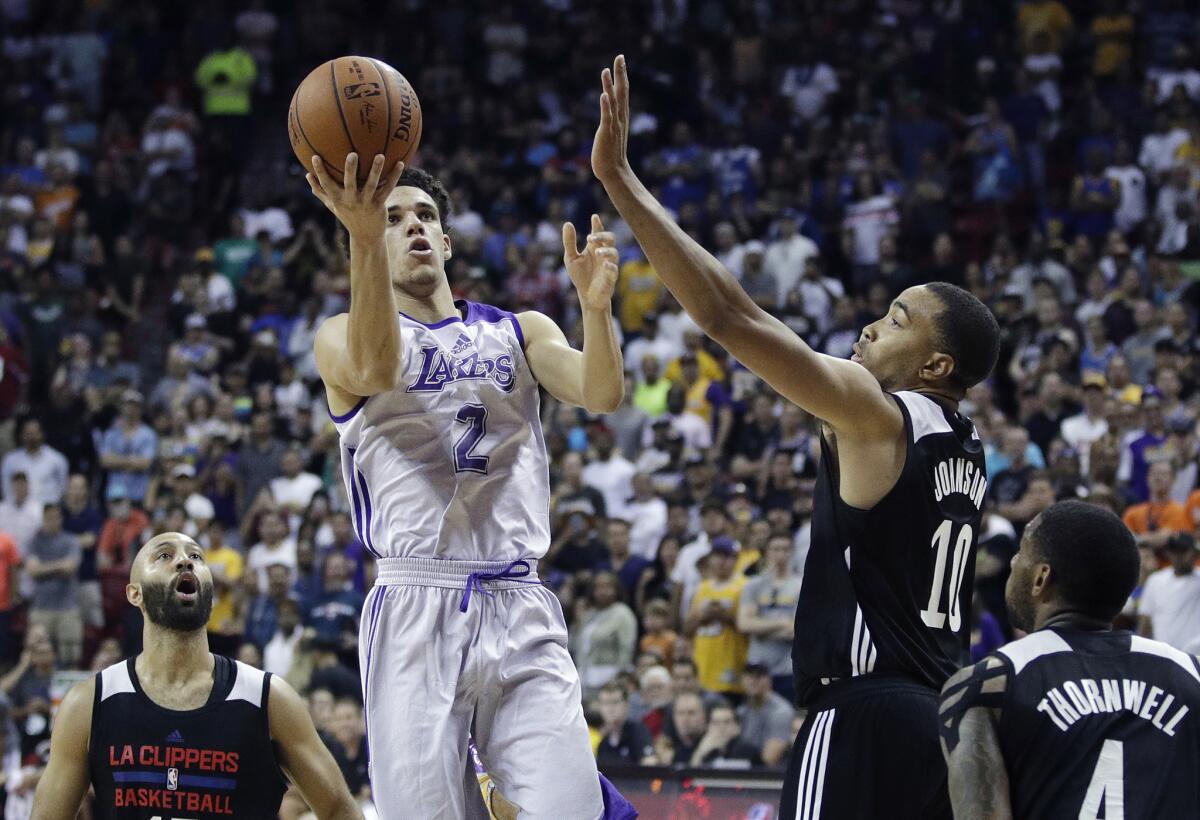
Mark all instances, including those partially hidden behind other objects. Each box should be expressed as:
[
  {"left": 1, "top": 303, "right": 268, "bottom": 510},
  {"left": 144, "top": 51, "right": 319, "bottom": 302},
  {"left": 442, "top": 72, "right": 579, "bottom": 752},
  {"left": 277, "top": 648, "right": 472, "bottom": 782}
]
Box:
[
  {"left": 291, "top": 89, "right": 338, "bottom": 179},
  {"left": 370, "top": 58, "right": 392, "bottom": 167},
  {"left": 330, "top": 60, "right": 360, "bottom": 162}
]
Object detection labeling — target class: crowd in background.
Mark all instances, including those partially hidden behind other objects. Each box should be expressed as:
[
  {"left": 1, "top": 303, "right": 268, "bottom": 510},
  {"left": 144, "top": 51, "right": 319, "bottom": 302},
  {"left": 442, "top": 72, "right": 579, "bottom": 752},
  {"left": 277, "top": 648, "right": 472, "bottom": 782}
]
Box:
[{"left": 2, "top": 0, "right": 1200, "bottom": 812}]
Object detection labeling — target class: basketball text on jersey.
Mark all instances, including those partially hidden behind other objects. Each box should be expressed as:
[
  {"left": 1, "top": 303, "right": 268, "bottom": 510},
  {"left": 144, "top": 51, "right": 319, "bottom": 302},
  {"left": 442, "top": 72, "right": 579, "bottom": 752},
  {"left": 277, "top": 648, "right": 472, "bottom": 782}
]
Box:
[
  {"left": 407, "top": 342, "right": 516, "bottom": 393},
  {"left": 1035, "top": 677, "right": 1190, "bottom": 735},
  {"left": 107, "top": 739, "right": 238, "bottom": 813},
  {"left": 931, "top": 457, "right": 988, "bottom": 510}
]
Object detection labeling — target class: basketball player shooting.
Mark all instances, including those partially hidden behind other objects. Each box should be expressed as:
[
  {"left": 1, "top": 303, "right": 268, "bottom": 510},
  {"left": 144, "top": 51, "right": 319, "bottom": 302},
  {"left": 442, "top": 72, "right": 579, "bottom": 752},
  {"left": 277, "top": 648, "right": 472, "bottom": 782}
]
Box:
[
  {"left": 31, "top": 532, "right": 360, "bottom": 820},
  {"left": 591, "top": 56, "right": 1001, "bottom": 819},
  {"left": 305, "top": 152, "right": 624, "bottom": 818}
]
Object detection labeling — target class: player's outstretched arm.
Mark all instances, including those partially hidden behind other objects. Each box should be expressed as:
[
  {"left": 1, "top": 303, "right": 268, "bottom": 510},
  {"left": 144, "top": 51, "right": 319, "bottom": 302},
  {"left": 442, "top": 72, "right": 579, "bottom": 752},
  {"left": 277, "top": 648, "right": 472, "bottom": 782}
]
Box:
[
  {"left": 591, "top": 56, "right": 898, "bottom": 438},
  {"left": 939, "top": 659, "right": 1014, "bottom": 820},
  {"left": 267, "top": 676, "right": 363, "bottom": 820},
  {"left": 310, "top": 153, "right": 407, "bottom": 406},
  {"left": 518, "top": 213, "right": 624, "bottom": 413},
  {"left": 30, "top": 679, "right": 93, "bottom": 820}
]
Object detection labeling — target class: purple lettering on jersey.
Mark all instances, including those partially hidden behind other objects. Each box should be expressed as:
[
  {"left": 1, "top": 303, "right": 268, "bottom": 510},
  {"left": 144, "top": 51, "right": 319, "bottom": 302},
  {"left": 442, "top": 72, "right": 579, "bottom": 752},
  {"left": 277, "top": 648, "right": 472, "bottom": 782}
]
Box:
[{"left": 407, "top": 346, "right": 516, "bottom": 393}]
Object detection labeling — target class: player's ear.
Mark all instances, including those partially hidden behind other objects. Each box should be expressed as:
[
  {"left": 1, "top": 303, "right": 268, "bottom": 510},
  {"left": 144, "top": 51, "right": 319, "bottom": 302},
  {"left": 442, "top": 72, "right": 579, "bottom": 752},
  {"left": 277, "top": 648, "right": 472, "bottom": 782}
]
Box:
[
  {"left": 921, "top": 352, "right": 955, "bottom": 384},
  {"left": 1030, "top": 562, "right": 1052, "bottom": 598},
  {"left": 126, "top": 582, "right": 142, "bottom": 608},
  {"left": 443, "top": 231, "right": 452, "bottom": 261}
]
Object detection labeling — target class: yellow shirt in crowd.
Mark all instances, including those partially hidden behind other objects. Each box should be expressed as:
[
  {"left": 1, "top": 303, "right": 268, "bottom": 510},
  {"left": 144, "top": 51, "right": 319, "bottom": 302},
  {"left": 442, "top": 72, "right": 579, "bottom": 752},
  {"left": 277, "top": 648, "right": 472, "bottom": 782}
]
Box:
[{"left": 690, "top": 575, "right": 748, "bottom": 694}]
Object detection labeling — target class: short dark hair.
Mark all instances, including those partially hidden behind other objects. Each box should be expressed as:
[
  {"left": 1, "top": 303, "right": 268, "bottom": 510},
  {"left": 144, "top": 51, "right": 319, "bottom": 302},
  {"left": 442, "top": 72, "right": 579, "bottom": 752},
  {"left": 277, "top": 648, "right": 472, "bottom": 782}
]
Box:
[
  {"left": 598, "top": 681, "right": 628, "bottom": 701},
  {"left": 396, "top": 166, "right": 453, "bottom": 226},
  {"left": 925, "top": 282, "right": 1001, "bottom": 392},
  {"left": 1028, "top": 500, "right": 1139, "bottom": 622}
]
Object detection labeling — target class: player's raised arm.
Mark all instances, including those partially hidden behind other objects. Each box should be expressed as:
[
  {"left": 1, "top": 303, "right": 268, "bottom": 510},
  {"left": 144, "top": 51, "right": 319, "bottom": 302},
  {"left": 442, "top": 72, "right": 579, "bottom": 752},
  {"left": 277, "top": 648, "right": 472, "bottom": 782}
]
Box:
[
  {"left": 267, "top": 675, "right": 363, "bottom": 820},
  {"left": 310, "top": 153, "right": 407, "bottom": 404},
  {"left": 30, "top": 679, "right": 93, "bottom": 820},
  {"left": 938, "top": 659, "right": 1014, "bottom": 820},
  {"left": 517, "top": 213, "right": 624, "bottom": 414},
  {"left": 591, "top": 56, "right": 898, "bottom": 437}
]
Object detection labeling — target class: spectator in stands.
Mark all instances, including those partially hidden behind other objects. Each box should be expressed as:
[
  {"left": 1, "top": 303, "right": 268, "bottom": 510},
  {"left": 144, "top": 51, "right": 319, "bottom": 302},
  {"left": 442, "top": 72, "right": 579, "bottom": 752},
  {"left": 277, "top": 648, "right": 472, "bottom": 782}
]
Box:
[
  {"left": 595, "top": 681, "right": 657, "bottom": 767},
  {"left": 98, "top": 390, "right": 157, "bottom": 504},
  {"left": 738, "top": 535, "right": 802, "bottom": 700},
  {"left": 1122, "top": 461, "right": 1190, "bottom": 548},
  {"left": 663, "top": 690, "right": 708, "bottom": 766},
  {"left": 623, "top": 473, "right": 668, "bottom": 562},
  {"left": 571, "top": 571, "right": 638, "bottom": 698},
  {"left": 244, "top": 562, "right": 290, "bottom": 650},
  {"left": 1, "top": 418, "right": 68, "bottom": 504},
  {"left": 1138, "top": 533, "right": 1200, "bottom": 654},
  {"left": 330, "top": 697, "right": 370, "bottom": 798},
  {"left": 604, "top": 518, "right": 650, "bottom": 599},
  {"left": 737, "top": 664, "right": 795, "bottom": 768},
  {"left": 204, "top": 518, "right": 244, "bottom": 657},
  {"left": 61, "top": 474, "right": 102, "bottom": 632},
  {"left": 690, "top": 702, "right": 761, "bottom": 769},
  {"left": 0, "top": 472, "right": 42, "bottom": 554},
  {"left": 246, "top": 509, "right": 297, "bottom": 588},
  {"left": 638, "top": 598, "right": 679, "bottom": 669},
  {"left": 685, "top": 539, "right": 749, "bottom": 698}
]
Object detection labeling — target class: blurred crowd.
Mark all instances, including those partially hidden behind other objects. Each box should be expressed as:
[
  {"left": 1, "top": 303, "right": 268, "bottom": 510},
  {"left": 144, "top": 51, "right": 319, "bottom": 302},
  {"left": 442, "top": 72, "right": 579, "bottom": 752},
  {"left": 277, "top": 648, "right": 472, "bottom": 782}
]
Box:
[{"left": 2, "top": 0, "right": 1200, "bottom": 812}]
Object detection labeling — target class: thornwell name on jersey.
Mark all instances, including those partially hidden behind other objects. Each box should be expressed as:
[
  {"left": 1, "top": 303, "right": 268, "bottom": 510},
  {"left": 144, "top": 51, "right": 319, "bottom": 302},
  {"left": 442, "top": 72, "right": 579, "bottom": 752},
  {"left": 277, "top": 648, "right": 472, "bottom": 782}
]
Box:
[
  {"left": 407, "top": 345, "right": 516, "bottom": 393},
  {"left": 932, "top": 457, "right": 988, "bottom": 510},
  {"left": 1036, "top": 677, "right": 1190, "bottom": 736}
]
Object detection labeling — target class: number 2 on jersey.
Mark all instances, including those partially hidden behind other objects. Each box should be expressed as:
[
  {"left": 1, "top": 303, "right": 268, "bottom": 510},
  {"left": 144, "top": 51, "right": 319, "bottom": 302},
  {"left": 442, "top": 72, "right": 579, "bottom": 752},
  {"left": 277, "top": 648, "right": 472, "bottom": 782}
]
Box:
[
  {"left": 921, "top": 519, "right": 973, "bottom": 632},
  {"left": 453, "top": 404, "right": 490, "bottom": 474}
]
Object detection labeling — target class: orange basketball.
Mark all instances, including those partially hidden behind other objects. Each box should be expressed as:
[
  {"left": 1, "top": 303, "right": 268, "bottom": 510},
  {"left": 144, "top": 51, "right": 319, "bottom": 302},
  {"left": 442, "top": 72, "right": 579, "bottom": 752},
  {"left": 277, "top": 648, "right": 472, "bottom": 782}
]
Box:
[{"left": 287, "top": 56, "right": 422, "bottom": 184}]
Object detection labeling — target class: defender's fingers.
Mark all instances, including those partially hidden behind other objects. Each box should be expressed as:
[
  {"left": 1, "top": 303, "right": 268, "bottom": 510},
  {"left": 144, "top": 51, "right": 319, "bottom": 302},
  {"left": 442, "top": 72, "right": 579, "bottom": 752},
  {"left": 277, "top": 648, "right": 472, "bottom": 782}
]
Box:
[{"left": 591, "top": 213, "right": 604, "bottom": 234}]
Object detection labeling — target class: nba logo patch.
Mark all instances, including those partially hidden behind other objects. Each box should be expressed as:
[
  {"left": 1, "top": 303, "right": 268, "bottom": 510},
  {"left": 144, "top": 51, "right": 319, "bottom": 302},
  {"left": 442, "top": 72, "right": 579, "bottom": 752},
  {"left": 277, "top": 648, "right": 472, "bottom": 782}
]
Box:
[{"left": 167, "top": 767, "right": 179, "bottom": 791}]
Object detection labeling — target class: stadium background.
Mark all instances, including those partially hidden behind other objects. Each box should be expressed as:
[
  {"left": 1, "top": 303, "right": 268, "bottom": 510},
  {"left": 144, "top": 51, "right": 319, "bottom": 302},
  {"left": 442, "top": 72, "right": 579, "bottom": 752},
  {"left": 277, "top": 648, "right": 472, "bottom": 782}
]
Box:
[{"left": 1, "top": 0, "right": 1199, "bottom": 816}]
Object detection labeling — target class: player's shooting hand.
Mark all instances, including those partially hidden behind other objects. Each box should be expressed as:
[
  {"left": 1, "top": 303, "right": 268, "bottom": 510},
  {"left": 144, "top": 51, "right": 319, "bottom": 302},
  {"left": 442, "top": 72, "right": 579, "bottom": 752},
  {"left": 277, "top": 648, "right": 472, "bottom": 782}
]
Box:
[
  {"left": 592, "top": 55, "right": 632, "bottom": 185},
  {"left": 563, "top": 213, "right": 619, "bottom": 312},
  {"left": 306, "top": 153, "right": 405, "bottom": 239}
]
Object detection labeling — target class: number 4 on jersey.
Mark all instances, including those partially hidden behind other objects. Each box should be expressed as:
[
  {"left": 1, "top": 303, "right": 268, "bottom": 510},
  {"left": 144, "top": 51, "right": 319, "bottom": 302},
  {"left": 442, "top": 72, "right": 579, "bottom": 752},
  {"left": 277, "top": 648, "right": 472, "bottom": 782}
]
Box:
[
  {"left": 921, "top": 519, "right": 973, "bottom": 632},
  {"left": 1079, "top": 739, "right": 1124, "bottom": 820}
]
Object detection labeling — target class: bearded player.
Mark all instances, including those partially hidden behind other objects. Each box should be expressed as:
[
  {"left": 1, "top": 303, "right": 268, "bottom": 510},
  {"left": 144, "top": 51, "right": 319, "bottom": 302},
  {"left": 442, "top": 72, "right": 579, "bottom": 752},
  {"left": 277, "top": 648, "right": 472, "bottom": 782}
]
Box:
[
  {"left": 306, "top": 152, "right": 623, "bottom": 819},
  {"left": 32, "top": 532, "right": 359, "bottom": 819},
  {"left": 591, "top": 57, "right": 1000, "bottom": 819}
]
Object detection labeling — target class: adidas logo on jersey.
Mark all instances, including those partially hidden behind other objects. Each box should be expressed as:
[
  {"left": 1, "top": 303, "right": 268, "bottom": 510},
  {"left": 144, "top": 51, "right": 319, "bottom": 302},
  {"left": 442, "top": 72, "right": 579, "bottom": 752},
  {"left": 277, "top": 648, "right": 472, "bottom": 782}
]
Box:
[
  {"left": 450, "top": 333, "right": 474, "bottom": 356},
  {"left": 166, "top": 729, "right": 184, "bottom": 744},
  {"left": 408, "top": 345, "right": 516, "bottom": 393}
]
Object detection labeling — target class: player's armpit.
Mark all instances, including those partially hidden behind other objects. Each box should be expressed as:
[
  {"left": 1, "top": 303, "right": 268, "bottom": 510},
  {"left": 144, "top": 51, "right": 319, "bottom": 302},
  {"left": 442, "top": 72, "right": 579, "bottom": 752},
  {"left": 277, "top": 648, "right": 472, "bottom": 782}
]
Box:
[
  {"left": 30, "top": 678, "right": 93, "bottom": 820},
  {"left": 267, "top": 676, "right": 363, "bottom": 820}
]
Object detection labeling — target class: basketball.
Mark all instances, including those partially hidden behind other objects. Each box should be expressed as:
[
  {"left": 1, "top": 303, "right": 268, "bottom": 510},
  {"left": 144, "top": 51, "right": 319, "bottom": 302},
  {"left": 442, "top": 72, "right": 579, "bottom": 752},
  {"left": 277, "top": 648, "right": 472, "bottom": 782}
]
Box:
[{"left": 288, "top": 56, "right": 422, "bottom": 184}]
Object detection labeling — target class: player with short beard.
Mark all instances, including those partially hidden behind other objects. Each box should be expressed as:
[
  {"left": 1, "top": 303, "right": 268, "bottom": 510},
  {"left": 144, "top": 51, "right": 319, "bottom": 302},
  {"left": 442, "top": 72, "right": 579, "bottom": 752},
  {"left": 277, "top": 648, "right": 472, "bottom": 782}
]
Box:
[{"left": 31, "top": 532, "right": 360, "bottom": 820}]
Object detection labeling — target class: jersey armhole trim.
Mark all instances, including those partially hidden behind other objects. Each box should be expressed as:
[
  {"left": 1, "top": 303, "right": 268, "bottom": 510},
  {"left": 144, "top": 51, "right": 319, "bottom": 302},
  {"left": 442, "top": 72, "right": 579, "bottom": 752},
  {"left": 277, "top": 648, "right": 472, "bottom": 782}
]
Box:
[
  {"left": 328, "top": 395, "right": 368, "bottom": 423},
  {"left": 506, "top": 314, "right": 526, "bottom": 349}
]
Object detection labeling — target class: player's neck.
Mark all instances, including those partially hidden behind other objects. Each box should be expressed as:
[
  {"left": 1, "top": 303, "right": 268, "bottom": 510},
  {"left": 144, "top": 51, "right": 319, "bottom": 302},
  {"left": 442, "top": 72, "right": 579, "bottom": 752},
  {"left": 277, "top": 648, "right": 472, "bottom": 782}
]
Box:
[
  {"left": 394, "top": 282, "right": 458, "bottom": 324},
  {"left": 138, "top": 627, "right": 213, "bottom": 684},
  {"left": 1035, "top": 610, "right": 1113, "bottom": 633}
]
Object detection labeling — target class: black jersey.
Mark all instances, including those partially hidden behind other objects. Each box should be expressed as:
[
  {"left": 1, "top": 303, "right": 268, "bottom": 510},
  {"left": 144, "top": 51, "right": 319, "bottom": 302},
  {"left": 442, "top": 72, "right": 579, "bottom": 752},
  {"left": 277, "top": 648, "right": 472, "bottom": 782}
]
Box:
[
  {"left": 993, "top": 629, "right": 1200, "bottom": 819},
  {"left": 793, "top": 391, "right": 985, "bottom": 705},
  {"left": 88, "top": 655, "right": 289, "bottom": 819}
]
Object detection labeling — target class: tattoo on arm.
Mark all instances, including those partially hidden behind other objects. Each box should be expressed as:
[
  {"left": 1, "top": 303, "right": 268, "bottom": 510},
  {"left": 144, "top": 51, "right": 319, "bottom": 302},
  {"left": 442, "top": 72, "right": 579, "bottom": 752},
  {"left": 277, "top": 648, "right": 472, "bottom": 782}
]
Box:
[
  {"left": 948, "top": 709, "right": 1013, "bottom": 820},
  {"left": 939, "top": 657, "right": 1012, "bottom": 820}
]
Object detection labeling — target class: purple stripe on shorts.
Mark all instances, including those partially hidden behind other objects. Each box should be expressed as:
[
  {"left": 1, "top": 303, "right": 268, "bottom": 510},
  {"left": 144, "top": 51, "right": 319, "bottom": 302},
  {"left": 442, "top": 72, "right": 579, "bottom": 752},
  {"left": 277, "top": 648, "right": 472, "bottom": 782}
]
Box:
[{"left": 362, "top": 587, "right": 387, "bottom": 756}]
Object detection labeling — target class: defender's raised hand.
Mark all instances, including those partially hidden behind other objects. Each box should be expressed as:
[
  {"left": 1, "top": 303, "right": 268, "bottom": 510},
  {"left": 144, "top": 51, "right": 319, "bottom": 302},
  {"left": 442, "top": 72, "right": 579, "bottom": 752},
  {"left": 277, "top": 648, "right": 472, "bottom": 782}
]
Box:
[
  {"left": 563, "top": 214, "right": 619, "bottom": 313},
  {"left": 306, "top": 152, "right": 405, "bottom": 238},
  {"left": 592, "top": 55, "right": 632, "bottom": 185}
]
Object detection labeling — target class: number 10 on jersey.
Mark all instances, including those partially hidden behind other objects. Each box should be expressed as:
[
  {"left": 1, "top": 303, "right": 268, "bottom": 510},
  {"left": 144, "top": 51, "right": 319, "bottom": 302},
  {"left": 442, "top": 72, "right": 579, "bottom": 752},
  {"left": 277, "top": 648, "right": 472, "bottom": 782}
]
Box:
[{"left": 921, "top": 519, "right": 973, "bottom": 633}]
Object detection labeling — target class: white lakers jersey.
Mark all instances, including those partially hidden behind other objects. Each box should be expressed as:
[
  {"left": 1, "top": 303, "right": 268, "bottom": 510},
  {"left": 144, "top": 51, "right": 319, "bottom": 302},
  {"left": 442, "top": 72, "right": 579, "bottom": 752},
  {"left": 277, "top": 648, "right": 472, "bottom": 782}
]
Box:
[{"left": 329, "top": 301, "right": 550, "bottom": 561}]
